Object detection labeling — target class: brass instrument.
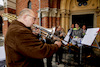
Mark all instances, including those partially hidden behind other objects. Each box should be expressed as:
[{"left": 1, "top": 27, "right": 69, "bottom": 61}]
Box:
[
  {"left": 33, "top": 24, "right": 56, "bottom": 38},
  {"left": 32, "top": 24, "right": 70, "bottom": 48},
  {"left": 33, "top": 24, "right": 70, "bottom": 43},
  {"left": 33, "top": 24, "right": 80, "bottom": 55},
  {"left": 33, "top": 24, "right": 67, "bottom": 41}
]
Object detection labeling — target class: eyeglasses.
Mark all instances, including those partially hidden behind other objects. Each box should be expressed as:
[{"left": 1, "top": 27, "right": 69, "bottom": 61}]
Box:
[{"left": 27, "top": 15, "right": 36, "bottom": 21}]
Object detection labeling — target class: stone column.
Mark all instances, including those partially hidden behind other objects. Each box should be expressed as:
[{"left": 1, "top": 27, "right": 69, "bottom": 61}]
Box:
[
  {"left": 51, "top": 0, "right": 57, "bottom": 27},
  {"left": 52, "top": 18, "right": 56, "bottom": 27},
  {"left": 65, "top": 14, "right": 69, "bottom": 33},
  {"left": 41, "top": 8, "right": 49, "bottom": 28},
  {"left": 49, "top": 17, "right": 52, "bottom": 28},
  {"left": 49, "top": 9, "right": 52, "bottom": 28},
  {"left": 60, "top": 9, "right": 69, "bottom": 33},
  {"left": 2, "top": 17, "right": 8, "bottom": 37},
  {"left": 42, "top": 17, "right": 48, "bottom": 28},
  {"left": 56, "top": 17, "right": 60, "bottom": 27},
  {"left": 3, "top": 0, "right": 8, "bottom": 37},
  {"left": 56, "top": 9, "right": 61, "bottom": 27},
  {"left": 60, "top": 9, "right": 66, "bottom": 29},
  {"left": 51, "top": 8, "right": 57, "bottom": 27}
]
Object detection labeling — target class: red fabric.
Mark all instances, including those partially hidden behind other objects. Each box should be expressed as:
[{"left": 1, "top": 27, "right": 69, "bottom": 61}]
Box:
[{"left": 97, "top": 29, "right": 100, "bottom": 33}]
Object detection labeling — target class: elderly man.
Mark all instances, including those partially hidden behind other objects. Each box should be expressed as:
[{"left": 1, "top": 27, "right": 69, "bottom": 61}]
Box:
[{"left": 5, "top": 8, "right": 62, "bottom": 67}]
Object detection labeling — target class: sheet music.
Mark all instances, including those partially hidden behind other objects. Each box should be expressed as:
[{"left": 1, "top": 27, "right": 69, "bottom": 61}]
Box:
[
  {"left": 81, "top": 34, "right": 96, "bottom": 46},
  {"left": 62, "top": 30, "right": 71, "bottom": 45},
  {"left": 62, "top": 40, "right": 68, "bottom": 45},
  {"left": 0, "top": 46, "right": 6, "bottom": 61},
  {"left": 64, "top": 35, "right": 70, "bottom": 42},
  {"left": 81, "top": 28, "right": 99, "bottom": 46},
  {"left": 86, "top": 28, "right": 99, "bottom": 35}
]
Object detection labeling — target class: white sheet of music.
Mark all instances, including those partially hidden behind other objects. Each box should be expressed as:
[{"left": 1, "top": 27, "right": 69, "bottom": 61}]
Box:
[
  {"left": 86, "top": 28, "right": 99, "bottom": 35},
  {"left": 81, "top": 28, "right": 99, "bottom": 46},
  {"left": 62, "top": 40, "right": 68, "bottom": 45},
  {"left": 62, "top": 31, "right": 71, "bottom": 45},
  {"left": 0, "top": 46, "right": 6, "bottom": 61},
  {"left": 64, "top": 32, "right": 70, "bottom": 41}
]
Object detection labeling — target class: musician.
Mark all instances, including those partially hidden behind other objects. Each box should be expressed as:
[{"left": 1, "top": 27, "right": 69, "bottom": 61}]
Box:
[
  {"left": 68, "top": 24, "right": 74, "bottom": 42},
  {"left": 82, "top": 25, "right": 87, "bottom": 37},
  {"left": 71, "top": 23, "right": 83, "bottom": 47},
  {"left": 54, "top": 26, "right": 64, "bottom": 64},
  {"left": 45, "top": 38, "right": 55, "bottom": 67},
  {"left": 71, "top": 23, "right": 83, "bottom": 63},
  {"left": 5, "top": 8, "right": 62, "bottom": 67},
  {"left": 61, "top": 28, "right": 66, "bottom": 38}
]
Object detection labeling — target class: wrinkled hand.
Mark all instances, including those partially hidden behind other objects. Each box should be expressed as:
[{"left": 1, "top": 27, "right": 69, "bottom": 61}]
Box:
[
  {"left": 54, "top": 41, "right": 62, "bottom": 48},
  {"left": 32, "top": 28, "right": 40, "bottom": 35},
  {"left": 60, "top": 33, "right": 63, "bottom": 37}
]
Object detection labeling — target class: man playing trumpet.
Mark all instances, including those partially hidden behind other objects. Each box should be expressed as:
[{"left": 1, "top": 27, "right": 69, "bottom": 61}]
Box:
[{"left": 5, "top": 8, "right": 62, "bottom": 67}]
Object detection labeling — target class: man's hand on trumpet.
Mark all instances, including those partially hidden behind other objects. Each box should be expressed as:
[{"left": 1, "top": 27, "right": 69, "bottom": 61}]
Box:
[
  {"left": 32, "top": 28, "right": 40, "bottom": 35},
  {"left": 54, "top": 41, "right": 62, "bottom": 48}
]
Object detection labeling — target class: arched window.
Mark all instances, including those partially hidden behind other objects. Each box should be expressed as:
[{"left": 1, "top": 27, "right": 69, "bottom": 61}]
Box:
[
  {"left": 77, "top": 0, "right": 88, "bottom": 6},
  {"left": 27, "top": 0, "right": 32, "bottom": 9}
]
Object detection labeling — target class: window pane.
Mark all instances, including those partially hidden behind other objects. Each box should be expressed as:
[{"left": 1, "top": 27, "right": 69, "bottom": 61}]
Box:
[{"left": 28, "top": 1, "right": 32, "bottom": 9}]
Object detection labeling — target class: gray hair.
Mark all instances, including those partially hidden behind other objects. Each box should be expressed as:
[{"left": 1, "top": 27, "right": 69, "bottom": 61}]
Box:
[{"left": 18, "top": 8, "right": 33, "bottom": 17}]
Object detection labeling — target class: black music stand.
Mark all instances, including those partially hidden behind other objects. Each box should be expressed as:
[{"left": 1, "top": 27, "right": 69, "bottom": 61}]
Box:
[
  {"left": 81, "top": 28, "right": 100, "bottom": 48},
  {"left": 81, "top": 28, "right": 100, "bottom": 66}
]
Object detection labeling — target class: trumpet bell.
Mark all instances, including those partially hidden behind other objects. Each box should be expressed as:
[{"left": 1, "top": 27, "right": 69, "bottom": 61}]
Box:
[
  {"left": 33, "top": 24, "right": 56, "bottom": 37},
  {"left": 50, "top": 27, "right": 56, "bottom": 37}
]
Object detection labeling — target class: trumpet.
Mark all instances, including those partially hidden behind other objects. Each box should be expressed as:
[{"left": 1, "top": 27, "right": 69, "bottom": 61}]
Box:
[
  {"left": 33, "top": 24, "right": 56, "bottom": 38},
  {"left": 32, "top": 24, "right": 68, "bottom": 42},
  {"left": 32, "top": 24, "right": 69, "bottom": 48}
]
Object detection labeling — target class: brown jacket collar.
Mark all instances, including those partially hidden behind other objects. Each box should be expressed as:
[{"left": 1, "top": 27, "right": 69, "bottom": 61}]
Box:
[
  {"left": 11, "top": 20, "right": 26, "bottom": 27},
  {"left": 11, "top": 20, "right": 31, "bottom": 30}
]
